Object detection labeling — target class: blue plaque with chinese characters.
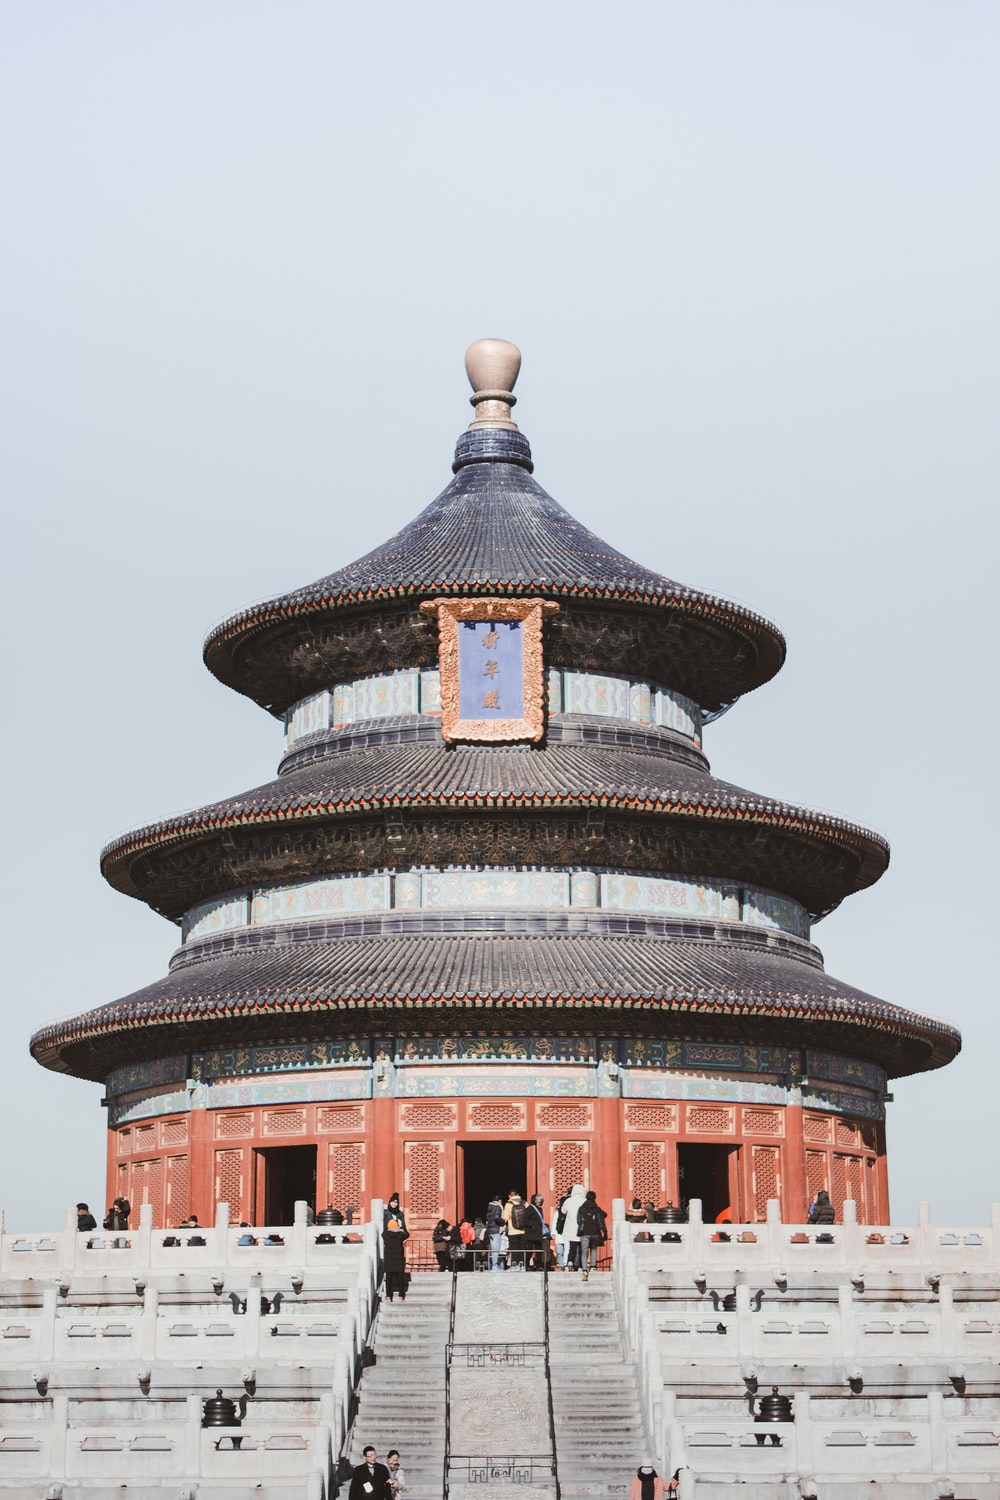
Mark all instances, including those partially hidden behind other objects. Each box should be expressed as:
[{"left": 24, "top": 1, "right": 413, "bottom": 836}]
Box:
[
  {"left": 420, "top": 597, "right": 559, "bottom": 743},
  {"left": 457, "top": 620, "right": 524, "bottom": 721}
]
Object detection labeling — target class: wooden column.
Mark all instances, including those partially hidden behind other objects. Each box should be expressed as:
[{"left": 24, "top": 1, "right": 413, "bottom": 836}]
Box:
[
  {"left": 187, "top": 1107, "right": 214, "bottom": 1228},
  {"left": 783, "top": 1102, "right": 808, "bottom": 1221}
]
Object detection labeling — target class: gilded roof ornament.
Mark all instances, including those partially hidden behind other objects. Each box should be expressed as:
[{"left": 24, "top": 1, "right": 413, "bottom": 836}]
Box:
[{"left": 465, "top": 337, "right": 521, "bottom": 431}]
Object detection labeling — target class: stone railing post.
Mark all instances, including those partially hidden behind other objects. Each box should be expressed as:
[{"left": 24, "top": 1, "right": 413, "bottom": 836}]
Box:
[
  {"left": 838, "top": 1283, "right": 856, "bottom": 1361},
  {"left": 766, "top": 1197, "right": 783, "bottom": 1263},
  {"left": 926, "top": 1388, "right": 948, "bottom": 1473},
  {"left": 140, "top": 1285, "right": 158, "bottom": 1361},
  {"left": 793, "top": 1388, "right": 813, "bottom": 1475},
  {"left": 40, "top": 1282, "right": 57, "bottom": 1360},
  {"left": 49, "top": 1390, "right": 68, "bottom": 1484}
]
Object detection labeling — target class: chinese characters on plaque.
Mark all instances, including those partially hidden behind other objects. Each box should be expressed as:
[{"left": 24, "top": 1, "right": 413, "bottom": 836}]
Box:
[
  {"left": 458, "top": 619, "right": 524, "bottom": 720},
  {"left": 419, "top": 597, "right": 559, "bottom": 744}
]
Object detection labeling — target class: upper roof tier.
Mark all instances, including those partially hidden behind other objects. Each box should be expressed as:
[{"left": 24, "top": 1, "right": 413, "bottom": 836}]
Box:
[{"left": 203, "top": 341, "right": 786, "bottom": 716}]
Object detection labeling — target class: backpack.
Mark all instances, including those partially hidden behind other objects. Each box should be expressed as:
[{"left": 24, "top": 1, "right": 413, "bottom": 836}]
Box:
[
  {"left": 555, "top": 1207, "right": 567, "bottom": 1235},
  {"left": 511, "top": 1201, "right": 529, "bottom": 1231},
  {"left": 460, "top": 1220, "right": 475, "bottom": 1245}
]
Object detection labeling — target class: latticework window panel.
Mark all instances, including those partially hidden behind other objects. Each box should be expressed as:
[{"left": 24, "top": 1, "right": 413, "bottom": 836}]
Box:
[
  {"left": 161, "top": 1119, "right": 187, "bottom": 1146},
  {"left": 263, "top": 1109, "right": 306, "bottom": 1136},
  {"left": 318, "top": 1105, "right": 365, "bottom": 1132},
  {"left": 803, "top": 1112, "right": 832, "bottom": 1142},
  {"left": 118, "top": 1128, "right": 132, "bottom": 1156},
  {"left": 805, "top": 1150, "right": 827, "bottom": 1201},
  {"left": 743, "top": 1108, "right": 781, "bottom": 1135},
  {"left": 751, "top": 1145, "right": 780, "bottom": 1220},
  {"left": 217, "top": 1113, "right": 253, "bottom": 1138},
  {"left": 835, "top": 1117, "right": 859, "bottom": 1146},
  {"left": 468, "top": 1103, "right": 525, "bottom": 1132},
  {"left": 687, "top": 1106, "right": 734, "bottom": 1134},
  {"left": 327, "top": 1143, "right": 364, "bottom": 1212},
  {"left": 536, "top": 1103, "right": 591, "bottom": 1130},
  {"left": 624, "top": 1103, "right": 677, "bottom": 1132},
  {"left": 629, "top": 1141, "right": 663, "bottom": 1205},
  {"left": 166, "top": 1154, "right": 189, "bottom": 1224},
  {"left": 135, "top": 1124, "right": 156, "bottom": 1152},
  {"left": 550, "top": 1141, "right": 588, "bottom": 1198},
  {"left": 405, "top": 1140, "right": 443, "bottom": 1216},
  {"left": 399, "top": 1103, "right": 457, "bottom": 1131},
  {"left": 831, "top": 1152, "right": 849, "bottom": 1211},
  {"left": 130, "top": 1156, "right": 165, "bottom": 1223},
  {"left": 215, "top": 1148, "right": 244, "bottom": 1222}
]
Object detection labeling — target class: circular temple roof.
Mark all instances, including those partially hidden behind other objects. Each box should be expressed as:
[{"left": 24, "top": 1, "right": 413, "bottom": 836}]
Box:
[
  {"left": 30, "top": 924, "right": 959, "bottom": 1083},
  {"left": 202, "top": 430, "right": 786, "bottom": 715},
  {"left": 99, "top": 741, "right": 889, "bottom": 921}
]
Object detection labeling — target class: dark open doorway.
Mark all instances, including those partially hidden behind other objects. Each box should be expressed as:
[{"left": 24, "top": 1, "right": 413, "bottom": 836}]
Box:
[
  {"left": 677, "top": 1143, "right": 739, "bottom": 1222},
  {"left": 459, "top": 1141, "right": 532, "bottom": 1222},
  {"left": 254, "top": 1145, "right": 317, "bottom": 1226}
]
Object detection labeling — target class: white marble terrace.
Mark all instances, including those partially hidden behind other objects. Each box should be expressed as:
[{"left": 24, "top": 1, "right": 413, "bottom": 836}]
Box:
[{"left": 1, "top": 1198, "right": 999, "bottom": 1496}]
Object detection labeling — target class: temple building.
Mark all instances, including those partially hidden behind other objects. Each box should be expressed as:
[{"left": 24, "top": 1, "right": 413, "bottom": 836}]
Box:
[{"left": 31, "top": 339, "right": 958, "bottom": 1232}]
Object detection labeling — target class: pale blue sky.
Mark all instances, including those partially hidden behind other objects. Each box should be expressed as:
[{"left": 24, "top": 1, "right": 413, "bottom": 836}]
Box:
[{"left": 1, "top": 2, "right": 997, "bottom": 1227}]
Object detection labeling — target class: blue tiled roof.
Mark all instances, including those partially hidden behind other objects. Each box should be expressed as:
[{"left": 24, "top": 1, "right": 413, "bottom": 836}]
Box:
[
  {"left": 30, "top": 926, "right": 959, "bottom": 1082},
  {"left": 203, "top": 431, "right": 785, "bottom": 707}
]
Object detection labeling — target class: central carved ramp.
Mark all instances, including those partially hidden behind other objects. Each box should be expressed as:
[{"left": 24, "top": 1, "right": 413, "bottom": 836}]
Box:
[{"left": 448, "top": 1273, "right": 555, "bottom": 1500}]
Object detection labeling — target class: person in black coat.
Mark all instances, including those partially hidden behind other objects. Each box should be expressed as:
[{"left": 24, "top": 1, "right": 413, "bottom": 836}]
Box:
[
  {"left": 523, "top": 1194, "right": 546, "bottom": 1270},
  {"left": 104, "top": 1197, "right": 131, "bottom": 1231},
  {"left": 383, "top": 1193, "right": 407, "bottom": 1233},
  {"left": 76, "top": 1203, "right": 97, "bottom": 1232},
  {"left": 382, "top": 1217, "right": 409, "bottom": 1301},
  {"left": 349, "top": 1447, "right": 392, "bottom": 1500},
  {"left": 576, "top": 1190, "right": 607, "bottom": 1280},
  {"left": 808, "top": 1190, "right": 835, "bottom": 1225}
]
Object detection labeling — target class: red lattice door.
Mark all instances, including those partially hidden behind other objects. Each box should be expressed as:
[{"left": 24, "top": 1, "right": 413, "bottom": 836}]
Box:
[
  {"left": 628, "top": 1140, "right": 665, "bottom": 1207},
  {"left": 326, "top": 1143, "right": 365, "bottom": 1216},
  {"left": 404, "top": 1140, "right": 445, "bottom": 1226},
  {"left": 549, "top": 1140, "right": 590, "bottom": 1199},
  {"left": 751, "top": 1145, "right": 781, "bottom": 1221},
  {"left": 215, "top": 1148, "right": 245, "bottom": 1223}
]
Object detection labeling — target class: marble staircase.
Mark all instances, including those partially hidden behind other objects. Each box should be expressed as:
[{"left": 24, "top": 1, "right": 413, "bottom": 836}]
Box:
[
  {"left": 549, "top": 1270, "right": 653, "bottom": 1498},
  {"left": 347, "top": 1274, "right": 451, "bottom": 1500}
]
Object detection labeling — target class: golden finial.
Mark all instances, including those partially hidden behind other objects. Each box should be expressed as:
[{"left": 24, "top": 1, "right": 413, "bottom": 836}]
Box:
[{"left": 464, "top": 338, "right": 521, "bottom": 431}]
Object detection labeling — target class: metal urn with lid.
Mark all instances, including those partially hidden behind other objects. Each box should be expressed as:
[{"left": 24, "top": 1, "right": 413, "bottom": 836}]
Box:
[
  {"left": 657, "top": 1202, "right": 687, "bottom": 1224},
  {"left": 752, "top": 1386, "right": 793, "bottom": 1445},
  {"left": 202, "top": 1389, "right": 243, "bottom": 1428},
  {"left": 316, "top": 1206, "right": 338, "bottom": 1226}
]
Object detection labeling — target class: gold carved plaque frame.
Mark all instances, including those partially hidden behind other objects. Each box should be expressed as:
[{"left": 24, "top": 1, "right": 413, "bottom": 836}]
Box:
[{"left": 419, "top": 597, "right": 559, "bottom": 744}]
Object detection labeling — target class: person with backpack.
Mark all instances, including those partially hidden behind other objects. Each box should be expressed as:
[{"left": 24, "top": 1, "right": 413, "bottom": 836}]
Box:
[
  {"left": 552, "top": 1188, "right": 571, "bottom": 1269},
  {"left": 522, "top": 1193, "right": 546, "bottom": 1270},
  {"left": 556, "top": 1185, "right": 586, "bottom": 1271},
  {"left": 502, "top": 1191, "right": 527, "bottom": 1269},
  {"left": 485, "top": 1193, "right": 507, "bottom": 1271},
  {"left": 576, "top": 1189, "right": 608, "bottom": 1281}
]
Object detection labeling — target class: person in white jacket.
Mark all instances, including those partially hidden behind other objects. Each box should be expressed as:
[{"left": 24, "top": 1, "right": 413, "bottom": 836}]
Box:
[{"left": 556, "top": 1184, "right": 587, "bottom": 1271}]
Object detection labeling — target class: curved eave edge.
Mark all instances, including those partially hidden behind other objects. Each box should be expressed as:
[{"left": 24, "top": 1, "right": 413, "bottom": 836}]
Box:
[
  {"left": 202, "top": 582, "right": 787, "bottom": 707},
  {"left": 99, "top": 793, "right": 890, "bottom": 907},
  {"left": 30, "top": 991, "right": 960, "bottom": 1085}
]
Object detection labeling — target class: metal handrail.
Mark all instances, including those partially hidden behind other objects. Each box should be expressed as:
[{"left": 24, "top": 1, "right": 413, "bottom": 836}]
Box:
[
  {"left": 543, "top": 1256, "right": 562, "bottom": 1500},
  {"left": 449, "top": 1340, "right": 546, "bottom": 1367},
  {"left": 442, "top": 1264, "right": 458, "bottom": 1500}
]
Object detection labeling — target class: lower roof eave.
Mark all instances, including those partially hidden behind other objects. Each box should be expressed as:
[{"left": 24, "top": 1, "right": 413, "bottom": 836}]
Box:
[{"left": 31, "top": 988, "right": 960, "bottom": 1086}]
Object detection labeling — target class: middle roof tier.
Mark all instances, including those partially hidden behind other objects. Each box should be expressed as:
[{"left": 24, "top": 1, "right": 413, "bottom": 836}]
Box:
[{"left": 101, "top": 740, "right": 889, "bottom": 922}]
